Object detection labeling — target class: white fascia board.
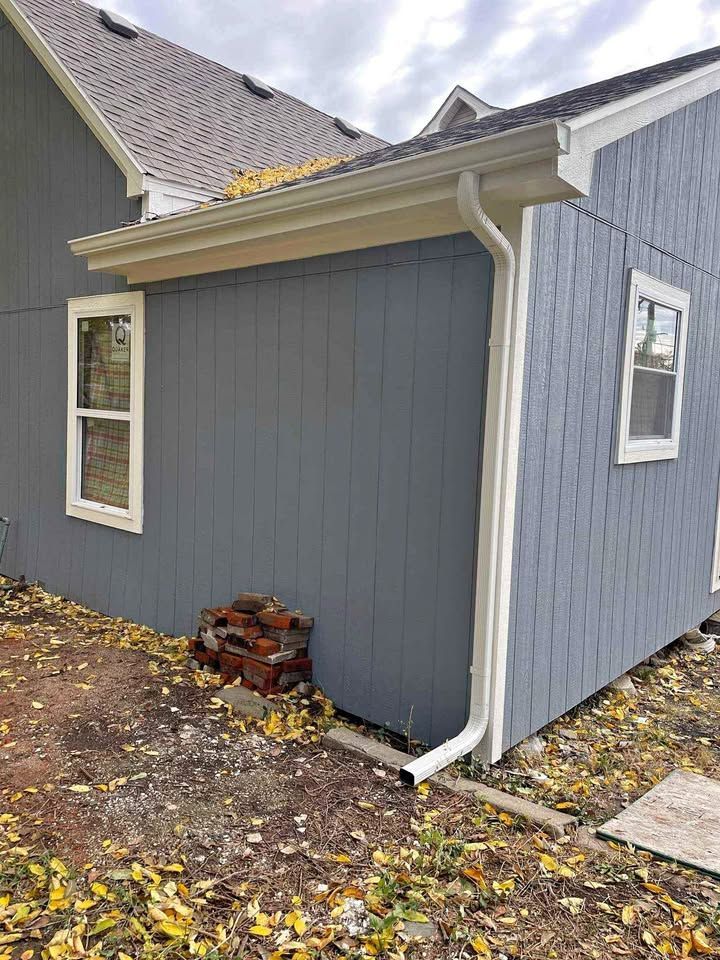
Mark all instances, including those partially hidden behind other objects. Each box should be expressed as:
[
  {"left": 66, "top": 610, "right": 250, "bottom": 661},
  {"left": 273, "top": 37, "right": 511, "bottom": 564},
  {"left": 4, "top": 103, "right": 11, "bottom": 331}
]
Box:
[
  {"left": 69, "top": 119, "right": 577, "bottom": 281},
  {"left": 0, "top": 0, "right": 146, "bottom": 198},
  {"left": 568, "top": 58, "right": 720, "bottom": 156}
]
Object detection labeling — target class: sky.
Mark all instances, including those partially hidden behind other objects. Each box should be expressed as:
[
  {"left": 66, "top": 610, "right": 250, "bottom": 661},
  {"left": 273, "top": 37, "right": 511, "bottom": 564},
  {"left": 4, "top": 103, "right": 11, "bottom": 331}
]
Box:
[{"left": 107, "top": 0, "right": 720, "bottom": 142}]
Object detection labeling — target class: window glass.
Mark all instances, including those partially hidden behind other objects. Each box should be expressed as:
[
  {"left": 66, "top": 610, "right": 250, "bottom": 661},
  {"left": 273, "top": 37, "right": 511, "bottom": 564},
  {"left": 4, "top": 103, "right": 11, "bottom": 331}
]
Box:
[
  {"left": 633, "top": 299, "right": 679, "bottom": 372},
  {"left": 81, "top": 417, "right": 130, "bottom": 509},
  {"left": 629, "top": 368, "right": 675, "bottom": 440},
  {"left": 77, "top": 315, "right": 131, "bottom": 411}
]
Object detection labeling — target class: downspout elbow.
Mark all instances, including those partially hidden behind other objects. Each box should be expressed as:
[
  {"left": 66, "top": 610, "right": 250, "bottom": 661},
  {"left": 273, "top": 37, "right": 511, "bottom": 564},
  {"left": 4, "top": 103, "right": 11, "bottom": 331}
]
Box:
[{"left": 400, "top": 171, "right": 516, "bottom": 786}]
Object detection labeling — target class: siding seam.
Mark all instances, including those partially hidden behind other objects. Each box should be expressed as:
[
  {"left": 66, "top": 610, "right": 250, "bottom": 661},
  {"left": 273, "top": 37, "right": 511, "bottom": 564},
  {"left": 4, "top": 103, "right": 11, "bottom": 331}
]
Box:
[{"left": 563, "top": 200, "right": 720, "bottom": 283}]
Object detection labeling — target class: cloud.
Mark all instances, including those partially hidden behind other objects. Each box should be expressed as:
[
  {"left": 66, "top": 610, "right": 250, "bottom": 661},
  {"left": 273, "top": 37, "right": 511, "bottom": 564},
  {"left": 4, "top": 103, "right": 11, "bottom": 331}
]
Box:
[{"left": 95, "top": 0, "right": 719, "bottom": 141}]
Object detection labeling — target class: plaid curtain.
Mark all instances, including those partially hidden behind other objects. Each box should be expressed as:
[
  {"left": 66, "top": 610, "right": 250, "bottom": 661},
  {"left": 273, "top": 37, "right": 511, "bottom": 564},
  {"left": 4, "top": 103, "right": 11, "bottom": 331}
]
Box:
[{"left": 81, "top": 320, "right": 130, "bottom": 510}]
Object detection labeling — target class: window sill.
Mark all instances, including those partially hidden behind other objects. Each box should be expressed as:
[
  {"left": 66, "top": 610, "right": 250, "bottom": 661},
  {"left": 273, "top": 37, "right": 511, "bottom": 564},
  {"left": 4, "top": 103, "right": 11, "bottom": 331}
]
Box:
[
  {"left": 616, "top": 442, "right": 679, "bottom": 465},
  {"left": 67, "top": 499, "right": 142, "bottom": 534}
]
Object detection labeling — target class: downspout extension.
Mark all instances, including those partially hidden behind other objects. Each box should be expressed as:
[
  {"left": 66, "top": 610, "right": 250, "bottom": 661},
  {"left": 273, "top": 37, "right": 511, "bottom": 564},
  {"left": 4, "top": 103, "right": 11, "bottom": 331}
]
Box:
[{"left": 400, "top": 171, "right": 516, "bottom": 786}]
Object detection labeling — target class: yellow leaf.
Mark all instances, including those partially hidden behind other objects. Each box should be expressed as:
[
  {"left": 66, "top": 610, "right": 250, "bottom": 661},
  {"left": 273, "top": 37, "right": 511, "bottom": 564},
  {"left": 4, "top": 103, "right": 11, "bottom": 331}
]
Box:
[
  {"left": 69, "top": 784, "right": 91, "bottom": 793},
  {"left": 539, "top": 854, "right": 558, "bottom": 872},
  {"left": 470, "top": 934, "right": 492, "bottom": 957},
  {"left": 249, "top": 926, "right": 273, "bottom": 937},
  {"left": 157, "top": 920, "right": 187, "bottom": 939},
  {"left": 692, "top": 930, "right": 714, "bottom": 955},
  {"left": 31, "top": 701, "right": 44, "bottom": 710},
  {"left": 621, "top": 904, "right": 636, "bottom": 926},
  {"left": 462, "top": 866, "right": 487, "bottom": 890},
  {"left": 559, "top": 897, "right": 584, "bottom": 915},
  {"left": 89, "top": 918, "right": 116, "bottom": 936},
  {"left": 163, "top": 863, "right": 184, "bottom": 873},
  {"left": 91, "top": 882, "right": 108, "bottom": 897}
]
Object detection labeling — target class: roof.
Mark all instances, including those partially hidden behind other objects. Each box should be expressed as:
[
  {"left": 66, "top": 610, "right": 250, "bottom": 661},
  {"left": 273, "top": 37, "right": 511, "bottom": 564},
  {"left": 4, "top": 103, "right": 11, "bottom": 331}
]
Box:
[
  {"left": 280, "top": 41, "right": 720, "bottom": 189},
  {"left": 10, "top": 0, "right": 388, "bottom": 195}
]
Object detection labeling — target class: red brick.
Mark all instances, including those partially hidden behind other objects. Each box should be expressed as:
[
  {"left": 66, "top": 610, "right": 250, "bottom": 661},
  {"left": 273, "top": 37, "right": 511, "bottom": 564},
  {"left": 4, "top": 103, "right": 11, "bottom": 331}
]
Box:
[
  {"left": 225, "top": 624, "right": 263, "bottom": 641},
  {"left": 241, "top": 678, "right": 256, "bottom": 690},
  {"left": 194, "top": 650, "right": 210, "bottom": 665},
  {"left": 258, "top": 610, "right": 314, "bottom": 630},
  {"left": 232, "top": 592, "right": 277, "bottom": 613},
  {"left": 199, "top": 607, "right": 231, "bottom": 627},
  {"left": 219, "top": 651, "right": 245, "bottom": 674},
  {"left": 225, "top": 610, "right": 258, "bottom": 628},
  {"left": 246, "top": 636, "right": 283, "bottom": 657}
]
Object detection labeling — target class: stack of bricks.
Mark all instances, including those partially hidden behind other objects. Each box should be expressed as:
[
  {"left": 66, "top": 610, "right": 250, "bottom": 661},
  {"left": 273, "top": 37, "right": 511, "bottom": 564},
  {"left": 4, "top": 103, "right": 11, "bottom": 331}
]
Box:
[{"left": 187, "top": 592, "right": 314, "bottom": 694}]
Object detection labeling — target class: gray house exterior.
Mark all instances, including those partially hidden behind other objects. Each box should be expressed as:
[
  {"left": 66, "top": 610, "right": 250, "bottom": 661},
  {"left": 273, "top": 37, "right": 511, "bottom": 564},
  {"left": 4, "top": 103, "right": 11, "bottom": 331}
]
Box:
[{"left": 2, "top": 0, "right": 720, "bottom": 763}]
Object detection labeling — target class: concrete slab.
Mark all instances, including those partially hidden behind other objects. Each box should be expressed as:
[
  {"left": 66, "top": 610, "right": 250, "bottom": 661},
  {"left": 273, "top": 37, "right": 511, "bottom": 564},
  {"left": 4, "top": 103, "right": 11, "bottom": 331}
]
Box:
[
  {"left": 323, "top": 726, "right": 577, "bottom": 837},
  {"left": 598, "top": 770, "right": 720, "bottom": 877},
  {"left": 216, "top": 685, "right": 277, "bottom": 719}
]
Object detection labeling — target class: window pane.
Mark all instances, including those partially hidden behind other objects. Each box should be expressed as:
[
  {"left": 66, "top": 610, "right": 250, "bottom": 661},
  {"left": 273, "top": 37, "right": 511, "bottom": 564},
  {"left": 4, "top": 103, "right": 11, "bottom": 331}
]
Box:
[
  {"left": 81, "top": 417, "right": 130, "bottom": 509},
  {"left": 629, "top": 368, "right": 675, "bottom": 440},
  {"left": 633, "top": 298, "right": 679, "bottom": 372},
  {"left": 77, "top": 315, "right": 131, "bottom": 411}
]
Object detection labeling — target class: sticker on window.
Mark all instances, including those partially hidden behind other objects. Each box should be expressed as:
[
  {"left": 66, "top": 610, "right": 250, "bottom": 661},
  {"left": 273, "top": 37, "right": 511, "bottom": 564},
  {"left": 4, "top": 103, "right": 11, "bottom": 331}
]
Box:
[{"left": 111, "top": 320, "right": 131, "bottom": 363}]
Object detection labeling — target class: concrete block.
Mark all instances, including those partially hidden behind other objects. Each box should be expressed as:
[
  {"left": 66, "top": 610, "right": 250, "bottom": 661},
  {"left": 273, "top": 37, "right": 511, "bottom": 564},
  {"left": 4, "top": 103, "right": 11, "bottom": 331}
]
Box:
[{"left": 323, "top": 727, "right": 577, "bottom": 837}]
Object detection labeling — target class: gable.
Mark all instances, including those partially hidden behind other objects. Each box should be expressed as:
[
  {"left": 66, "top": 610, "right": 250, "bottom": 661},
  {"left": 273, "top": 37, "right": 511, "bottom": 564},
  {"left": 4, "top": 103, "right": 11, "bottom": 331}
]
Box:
[
  {"left": 0, "top": 14, "right": 139, "bottom": 311},
  {"left": 3, "top": 0, "right": 388, "bottom": 199}
]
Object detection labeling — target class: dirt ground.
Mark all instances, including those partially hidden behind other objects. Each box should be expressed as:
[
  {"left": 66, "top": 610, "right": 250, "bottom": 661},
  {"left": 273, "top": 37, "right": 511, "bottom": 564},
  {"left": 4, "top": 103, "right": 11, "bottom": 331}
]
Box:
[
  {"left": 481, "top": 640, "right": 720, "bottom": 825},
  {"left": 1, "top": 585, "right": 720, "bottom": 959}
]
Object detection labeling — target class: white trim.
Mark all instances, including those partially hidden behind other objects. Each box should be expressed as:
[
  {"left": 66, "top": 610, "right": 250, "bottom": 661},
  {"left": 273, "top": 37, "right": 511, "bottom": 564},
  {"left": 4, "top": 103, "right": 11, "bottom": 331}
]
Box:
[
  {"left": 419, "top": 85, "right": 502, "bottom": 136},
  {"left": 483, "top": 202, "right": 535, "bottom": 763},
  {"left": 616, "top": 269, "right": 690, "bottom": 465},
  {"left": 711, "top": 473, "right": 720, "bottom": 592},
  {"left": 0, "top": 0, "right": 146, "bottom": 198},
  {"left": 69, "top": 120, "right": 577, "bottom": 282},
  {"left": 66, "top": 292, "right": 145, "bottom": 534},
  {"left": 399, "top": 176, "right": 527, "bottom": 783}
]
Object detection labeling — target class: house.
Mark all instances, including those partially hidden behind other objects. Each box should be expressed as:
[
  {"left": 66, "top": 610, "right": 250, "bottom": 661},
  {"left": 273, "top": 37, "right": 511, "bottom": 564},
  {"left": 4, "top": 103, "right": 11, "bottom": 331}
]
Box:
[{"left": 3, "top": 0, "right": 720, "bottom": 779}]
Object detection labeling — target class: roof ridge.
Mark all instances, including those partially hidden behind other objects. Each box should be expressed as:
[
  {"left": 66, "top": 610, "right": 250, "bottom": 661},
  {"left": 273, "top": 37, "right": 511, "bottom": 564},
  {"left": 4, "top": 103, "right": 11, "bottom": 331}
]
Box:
[{"left": 70, "top": 0, "right": 386, "bottom": 144}]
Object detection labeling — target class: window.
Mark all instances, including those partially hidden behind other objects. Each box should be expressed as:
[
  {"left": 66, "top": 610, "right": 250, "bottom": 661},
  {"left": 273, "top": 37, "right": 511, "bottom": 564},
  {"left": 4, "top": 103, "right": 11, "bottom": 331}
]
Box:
[
  {"left": 66, "top": 292, "right": 144, "bottom": 533},
  {"left": 616, "top": 270, "right": 690, "bottom": 464}
]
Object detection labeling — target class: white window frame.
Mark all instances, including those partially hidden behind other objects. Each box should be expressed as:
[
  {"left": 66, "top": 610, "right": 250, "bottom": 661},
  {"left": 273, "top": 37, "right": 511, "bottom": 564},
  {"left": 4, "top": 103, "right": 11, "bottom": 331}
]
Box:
[
  {"left": 66, "top": 292, "right": 145, "bottom": 534},
  {"left": 616, "top": 269, "right": 690, "bottom": 465}
]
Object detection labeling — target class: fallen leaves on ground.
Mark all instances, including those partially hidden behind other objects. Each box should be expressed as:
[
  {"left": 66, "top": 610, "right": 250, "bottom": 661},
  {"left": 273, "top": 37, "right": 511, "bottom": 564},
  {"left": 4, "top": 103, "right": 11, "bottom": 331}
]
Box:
[
  {"left": 1, "top": 584, "right": 720, "bottom": 958},
  {"left": 477, "top": 641, "right": 720, "bottom": 825}
]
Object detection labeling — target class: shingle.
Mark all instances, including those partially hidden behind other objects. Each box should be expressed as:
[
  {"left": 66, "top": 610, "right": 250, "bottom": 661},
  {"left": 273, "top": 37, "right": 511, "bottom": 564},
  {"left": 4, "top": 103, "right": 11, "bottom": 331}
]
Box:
[
  {"left": 277, "top": 42, "right": 720, "bottom": 190},
  {"left": 14, "top": 0, "right": 388, "bottom": 194}
]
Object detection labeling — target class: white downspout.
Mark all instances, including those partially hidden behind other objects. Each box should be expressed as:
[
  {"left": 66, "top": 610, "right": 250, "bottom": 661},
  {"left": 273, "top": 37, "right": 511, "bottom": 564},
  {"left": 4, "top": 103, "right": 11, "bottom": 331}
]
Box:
[{"left": 400, "top": 171, "right": 516, "bottom": 786}]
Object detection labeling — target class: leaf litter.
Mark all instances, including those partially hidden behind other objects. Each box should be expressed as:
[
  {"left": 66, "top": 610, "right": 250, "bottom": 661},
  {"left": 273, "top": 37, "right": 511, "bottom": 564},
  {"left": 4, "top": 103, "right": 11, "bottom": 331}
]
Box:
[
  {"left": 477, "top": 640, "right": 720, "bottom": 825},
  {"left": 1, "top": 583, "right": 719, "bottom": 959}
]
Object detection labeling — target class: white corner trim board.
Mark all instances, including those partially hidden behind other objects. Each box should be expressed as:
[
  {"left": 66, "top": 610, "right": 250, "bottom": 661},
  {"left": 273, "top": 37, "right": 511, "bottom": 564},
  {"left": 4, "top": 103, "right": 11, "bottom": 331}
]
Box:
[
  {"left": 66, "top": 292, "right": 145, "bottom": 535},
  {"left": 0, "top": 0, "right": 146, "bottom": 198},
  {"left": 400, "top": 172, "right": 522, "bottom": 785}
]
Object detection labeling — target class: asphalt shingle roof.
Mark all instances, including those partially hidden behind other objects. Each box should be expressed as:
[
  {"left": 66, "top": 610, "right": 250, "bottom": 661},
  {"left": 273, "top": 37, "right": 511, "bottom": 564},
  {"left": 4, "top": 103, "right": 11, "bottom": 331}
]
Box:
[
  {"left": 13, "top": 0, "right": 388, "bottom": 195},
  {"left": 282, "top": 41, "right": 720, "bottom": 189}
]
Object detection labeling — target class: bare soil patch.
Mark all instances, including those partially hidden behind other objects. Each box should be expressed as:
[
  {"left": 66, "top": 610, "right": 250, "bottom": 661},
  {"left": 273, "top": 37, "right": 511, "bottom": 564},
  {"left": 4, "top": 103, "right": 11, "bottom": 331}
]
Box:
[{"left": 1, "top": 586, "right": 719, "bottom": 959}]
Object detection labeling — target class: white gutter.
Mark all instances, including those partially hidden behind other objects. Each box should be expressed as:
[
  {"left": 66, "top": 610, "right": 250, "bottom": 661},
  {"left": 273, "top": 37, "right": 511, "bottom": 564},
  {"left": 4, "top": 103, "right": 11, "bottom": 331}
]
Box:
[{"left": 400, "top": 171, "right": 516, "bottom": 786}]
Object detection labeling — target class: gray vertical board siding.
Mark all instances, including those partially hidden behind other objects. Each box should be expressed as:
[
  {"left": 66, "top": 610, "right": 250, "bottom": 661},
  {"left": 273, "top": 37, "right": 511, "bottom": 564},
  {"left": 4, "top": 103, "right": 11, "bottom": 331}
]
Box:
[
  {"left": 2, "top": 28, "right": 494, "bottom": 752},
  {"left": 0, "top": 14, "right": 486, "bottom": 747},
  {"left": 0, "top": 21, "right": 139, "bottom": 579},
  {"left": 505, "top": 88, "right": 720, "bottom": 749}
]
